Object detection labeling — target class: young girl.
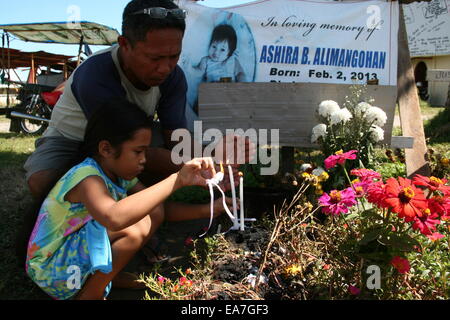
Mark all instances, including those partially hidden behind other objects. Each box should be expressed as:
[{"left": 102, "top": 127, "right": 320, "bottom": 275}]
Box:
[{"left": 25, "top": 98, "right": 233, "bottom": 300}]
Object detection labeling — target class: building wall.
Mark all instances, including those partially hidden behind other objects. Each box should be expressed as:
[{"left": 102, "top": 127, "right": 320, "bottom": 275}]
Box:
[{"left": 412, "top": 55, "right": 450, "bottom": 106}]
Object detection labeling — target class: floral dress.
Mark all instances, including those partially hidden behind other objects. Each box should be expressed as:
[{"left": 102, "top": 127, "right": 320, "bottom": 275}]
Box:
[{"left": 25, "top": 157, "right": 138, "bottom": 300}]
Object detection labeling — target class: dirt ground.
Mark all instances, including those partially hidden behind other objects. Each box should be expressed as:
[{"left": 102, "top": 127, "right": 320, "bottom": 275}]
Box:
[{"left": 107, "top": 218, "right": 211, "bottom": 300}]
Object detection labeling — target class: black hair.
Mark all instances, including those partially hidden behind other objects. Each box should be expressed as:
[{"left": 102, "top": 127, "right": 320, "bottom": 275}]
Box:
[
  {"left": 122, "top": 0, "right": 186, "bottom": 46},
  {"left": 210, "top": 24, "right": 237, "bottom": 57},
  {"left": 81, "top": 98, "right": 152, "bottom": 159}
]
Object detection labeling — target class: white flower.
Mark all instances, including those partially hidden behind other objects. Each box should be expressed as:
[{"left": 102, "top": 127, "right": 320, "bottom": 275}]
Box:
[
  {"left": 355, "top": 102, "right": 372, "bottom": 115},
  {"left": 365, "top": 106, "right": 387, "bottom": 127},
  {"left": 330, "top": 108, "right": 352, "bottom": 125},
  {"left": 300, "top": 163, "right": 313, "bottom": 171},
  {"left": 311, "top": 123, "right": 327, "bottom": 143},
  {"left": 370, "top": 125, "right": 384, "bottom": 142},
  {"left": 318, "top": 100, "right": 340, "bottom": 118},
  {"left": 312, "top": 166, "right": 326, "bottom": 176}
]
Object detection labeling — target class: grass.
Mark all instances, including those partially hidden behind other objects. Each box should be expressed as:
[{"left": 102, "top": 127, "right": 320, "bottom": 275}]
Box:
[
  {"left": 0, "top": 101, "right": 448, "bottom": 300},
  {"left": 0, "top": 130, "right": 51, "bottom": 299}
]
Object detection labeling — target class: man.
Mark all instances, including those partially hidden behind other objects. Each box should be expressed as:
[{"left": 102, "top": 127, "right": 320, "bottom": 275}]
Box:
[{"left": 25, "top": 0, "right": 196, "bottom": 200}]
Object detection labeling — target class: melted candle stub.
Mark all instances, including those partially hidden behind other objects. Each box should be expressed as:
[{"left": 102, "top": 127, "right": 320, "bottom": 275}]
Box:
[{"left": 211, "top": 162, "right": 225, "bottom": 183}]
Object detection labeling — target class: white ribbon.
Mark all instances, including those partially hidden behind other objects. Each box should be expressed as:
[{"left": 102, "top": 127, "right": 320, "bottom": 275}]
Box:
[
  {"left": 198, "top": 171, "right": 257, "bottom": 238},
  {"left": 199, "top": 172, "right": 235, "bottom": 238}
]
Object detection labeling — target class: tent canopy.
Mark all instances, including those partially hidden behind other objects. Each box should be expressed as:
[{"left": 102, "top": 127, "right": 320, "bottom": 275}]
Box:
[
  {"left": 0, "top": 21, "right": 120, "bottom": 45},
  {"left": 0, "top": 48, "right": 75, "bottom": 70}
]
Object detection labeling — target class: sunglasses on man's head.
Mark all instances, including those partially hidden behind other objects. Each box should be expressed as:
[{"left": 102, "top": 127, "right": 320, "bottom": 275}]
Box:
[{"left": 130, "top": 7, "right": 187, "bottom": 19}]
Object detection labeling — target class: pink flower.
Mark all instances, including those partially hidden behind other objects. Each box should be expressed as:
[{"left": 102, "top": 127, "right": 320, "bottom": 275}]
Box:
[
  {"left": 324, "top": 150, "right": 358, "bottom": 170},
  {"left": 348, "top": 285, "right": 361, "bottom": 295},
  {"left": 184, "top": 236, "right": 194, "bottom": 247},
  {"left": 179, "top": 277, "right": 187, "bottom": 285},
  {"left": 352, "top": 180, "right": 368, "bottom": 198},
  {"left": 391, "top": 256, "right": 410, "bottom": 274},
  {"left": 427, "top": 232, "right": 445, "bottom": 241},
  {"left": 319, "top": 187, "right": 357, "bottom": 216},
  {"left": 350, "top": 168, "right": 381, "bottom": 183},
  {"left": 412, "top": 211, "right": 440, "bottom": 236},
  {"left": 157, "top": 276, "right": 166, "bottom": 284}
]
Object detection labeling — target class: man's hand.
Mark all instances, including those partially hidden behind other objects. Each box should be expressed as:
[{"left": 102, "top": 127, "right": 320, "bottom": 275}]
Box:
[
  {"left": 212, "top": 196, "right": 237, "bottom": 218},
  {"left": 214, "top": 134, "right": 257, "bottom": 167},
  {"left": 216, "top": 163, "right": 240, "bottom": 192}
]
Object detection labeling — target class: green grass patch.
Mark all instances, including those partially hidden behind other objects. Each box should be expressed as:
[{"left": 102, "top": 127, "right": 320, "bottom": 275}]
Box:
[
  {"left": 0, "top": 132, "right": 48, "bottom": 299},
  {"left": 0, "top": 133, "right": 36, "bottom": 166},
  {"left": 424, "top": 107, "right": 450, "bottom": 144}
]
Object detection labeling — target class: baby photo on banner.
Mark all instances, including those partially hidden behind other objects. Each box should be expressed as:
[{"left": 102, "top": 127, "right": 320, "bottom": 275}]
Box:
[{"left": 178, "top": 0, "right": 399, "bottom": 129}]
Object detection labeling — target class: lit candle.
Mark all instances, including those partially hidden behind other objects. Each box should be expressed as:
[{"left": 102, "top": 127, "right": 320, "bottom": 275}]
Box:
[
  {"left": 239, "top": 171, "right": 245, "bottom": 231},
  {"left": 228, "top": 164, "right": 239, "bottom": 228}
]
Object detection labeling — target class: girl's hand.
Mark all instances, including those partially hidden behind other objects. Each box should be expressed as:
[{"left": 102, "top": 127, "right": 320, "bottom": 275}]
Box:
[
  {"left": 212, "top": 196, "right": 239, "bottom": 218},
  {"left": 176, "top": 157, "right": 216, "bottom": 188}
]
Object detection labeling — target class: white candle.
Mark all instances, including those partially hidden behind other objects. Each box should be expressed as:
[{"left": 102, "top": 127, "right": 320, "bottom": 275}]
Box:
[
  {"left": 239, "top": 172, "right": 245, "bottom": 231},
  {"left": 228, "top": 165, "right": 238, "bottom": 226}
]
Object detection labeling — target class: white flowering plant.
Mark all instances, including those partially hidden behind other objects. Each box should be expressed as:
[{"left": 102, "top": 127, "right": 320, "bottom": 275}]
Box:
[{"left": 311, "top": 85, "right": 387, "bottom": 169}]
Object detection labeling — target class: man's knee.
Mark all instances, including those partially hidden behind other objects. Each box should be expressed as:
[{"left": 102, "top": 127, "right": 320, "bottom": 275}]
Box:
[{"left": 27, "top": 169, "right": 63, "bottom": 200}]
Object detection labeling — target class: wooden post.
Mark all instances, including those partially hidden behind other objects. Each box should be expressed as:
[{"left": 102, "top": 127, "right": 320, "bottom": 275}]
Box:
[
  {"left": 397, "top": 4, "right": 430, "bottom": 177},
  {"left": 281, "top": 146, "right": 294, "bottom": 175},
  {"left": 446, "top": 82, "right": 450, "bottom": 108}
]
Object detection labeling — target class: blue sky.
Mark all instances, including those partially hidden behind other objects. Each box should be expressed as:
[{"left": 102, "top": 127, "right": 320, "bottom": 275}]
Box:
[
  {"left": 0, "top": 0, "right": 254, "bottom": 55},
  {"left": 0, "top": 0, "right": 254, "bottom": 81}
]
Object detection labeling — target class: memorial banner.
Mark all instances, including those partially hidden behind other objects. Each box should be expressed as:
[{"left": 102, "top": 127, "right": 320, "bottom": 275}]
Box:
[
  {"left": 404, "top": 0, "right": 450, "bottom": 57},
  {"left": 179, "top": 0, "right": 399, "bottom": 123}
]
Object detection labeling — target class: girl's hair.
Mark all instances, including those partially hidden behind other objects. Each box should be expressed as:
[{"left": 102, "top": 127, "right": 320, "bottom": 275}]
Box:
[
  {"left": 81, "top": 98, "right": 152, "bottom": 158},
  {"left": 210, "top": 24, "right": 237, "bottom": 57}
]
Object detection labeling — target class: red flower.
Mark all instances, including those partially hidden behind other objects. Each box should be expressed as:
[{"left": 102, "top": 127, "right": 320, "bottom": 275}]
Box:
[
  {"left": 412, "top": 174, "right": 450, "bottom": 194},
  {"left": 348, "top": 285, "right": 361, "bottom": 295},
  {"left": 412, "top": 210, "right": 440, "bottom": 236},
  {"left": 184, "top": 236, "right": 194, "bottom": 247},
  {"left": 428, "top": 196, "right": 450, "bottom": 218},
  {"left": 324, "top": 150, "right": 358, "bottom": 169},
  {"left": 366, "top": 181, "right": 388, "bottom": 208},
  {"left": 384, "top": 177, "right": 428, "bottom": 222},
  {"left": 391, "top": 256, "right": 410, "bottom": 274}
]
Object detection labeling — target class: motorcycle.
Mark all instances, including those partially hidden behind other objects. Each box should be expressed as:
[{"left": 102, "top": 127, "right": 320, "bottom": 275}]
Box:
[
  {"left": 9, "top": 83, "right": 62, "bottom": 135},
  {"left": 1, "top": 21, "right": 120, "bottom": 134}
]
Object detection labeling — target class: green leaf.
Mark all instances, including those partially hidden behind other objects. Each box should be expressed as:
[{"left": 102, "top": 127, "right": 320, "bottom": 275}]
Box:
[
  {"left": 378, "top": 232, "right": 421, "bottom": 252},
  {"left": 360, "top": 208, "right": 383, "bottom": 220},
  {"left": 359, "top": 227, "right": 384, "bottom": 245},
  {"left": 345, "top": 212, "right": 360, "bottom": 221}
]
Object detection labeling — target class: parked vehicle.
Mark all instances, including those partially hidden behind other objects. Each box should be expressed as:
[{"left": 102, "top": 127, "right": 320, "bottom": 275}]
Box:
[
  {"left": 9, "top": 82, "right": 63, "bottom": 134},
  {"left": 1, "top": 21, "right": 120, "bottom": 134}
]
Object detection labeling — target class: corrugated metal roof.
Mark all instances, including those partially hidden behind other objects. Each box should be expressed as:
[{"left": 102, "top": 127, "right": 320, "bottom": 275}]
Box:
[{"left": 0, "top": 21, "right": 119, "bottom": 45}]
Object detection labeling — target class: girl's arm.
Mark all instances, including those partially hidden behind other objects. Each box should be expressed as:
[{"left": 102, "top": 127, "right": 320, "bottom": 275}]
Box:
[{"left": 66, "top": 158, "right": 215, "bottom": 231}]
